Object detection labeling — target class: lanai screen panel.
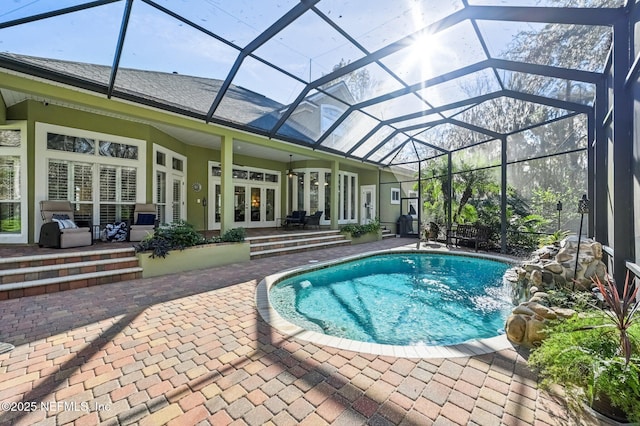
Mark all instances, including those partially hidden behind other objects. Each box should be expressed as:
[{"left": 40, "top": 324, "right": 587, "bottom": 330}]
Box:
[
  {"left": 0, "top": 2, "right": 125, "bottom": 84},
  {"left": 454, "top": 98, "right": 573, "bottom": 135},
  {"left": 418, "top": 69, "right": 502, "bottom": 108},
  {"left": 0, "top": 0, "right": 621, "bottom": 164},
  {"left": 315, "top": 0, "right": 464, "bottom": 53},
  {"left": 507, "top": 115, "right": 588, "bottom": 163},
  {"left": 499, "top": 70, "right": 596, "bottom": 105}
]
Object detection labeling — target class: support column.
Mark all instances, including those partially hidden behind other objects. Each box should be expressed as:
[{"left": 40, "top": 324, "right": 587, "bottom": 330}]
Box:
[
  {"left": 587, "top": 110, "right": 595, "bottom": 238},
  {"left": 612, "top": 18, "right": 635, "bottom": 288},
  {"left": 220, "top": 134, "right": 234, "bottom": 233},
  {"left": 0, "top": 92, "right": 6, "bottom": 125},
  {"left": 331, "top": 160, "right": 339, "bottom": 230},
  {"left": 594, "top": 82, "right": 608, "bottom": 244},
  {"left": 446, "top": 152, "right": 452, "bottom": 233},
  {"left": 501, "top": 137, "right": 508, "bottom": 253}
]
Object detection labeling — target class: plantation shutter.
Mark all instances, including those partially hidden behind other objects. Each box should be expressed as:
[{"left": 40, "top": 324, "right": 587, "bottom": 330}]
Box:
[{"left": 48, "top": 160, "right": 69, "bottom": 200}]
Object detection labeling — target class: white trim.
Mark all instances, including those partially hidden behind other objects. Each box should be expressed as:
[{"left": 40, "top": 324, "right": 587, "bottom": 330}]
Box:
[
  {"left": 153, "top": 144, "right": 187, "bottom": 224},
  {"left": 391, "top": 188, "right": 400, "bottom": 205},
  {"left": 208, "top": 161, "right": 280, "bottom": 229},
  {"left": 360, "top": 185, "right": 376, "bottom": 225},
  {"left": 0, "top": 121, "right": 28, "bottom": 244},
  {"left": 408, "top": 190, "right": 418, "bottom": 218},
  {"left": 34, "top": 123, "right": 146, "bottom": 241}
]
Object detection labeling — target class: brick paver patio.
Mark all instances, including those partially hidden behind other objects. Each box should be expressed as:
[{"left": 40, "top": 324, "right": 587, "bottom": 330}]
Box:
[{"left": 0, "top": 239, "right": 602, "bottom": 425}]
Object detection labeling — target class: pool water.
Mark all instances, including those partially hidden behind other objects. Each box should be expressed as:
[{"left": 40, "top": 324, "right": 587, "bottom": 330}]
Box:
[{"left": 269, "top": 253, "right": 512, "bottom": 346}]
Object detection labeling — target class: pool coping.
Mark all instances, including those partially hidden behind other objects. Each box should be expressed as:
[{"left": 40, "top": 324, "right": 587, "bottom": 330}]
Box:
[{"left": 255, "top": 244, "right": 519, "bottom": 359}]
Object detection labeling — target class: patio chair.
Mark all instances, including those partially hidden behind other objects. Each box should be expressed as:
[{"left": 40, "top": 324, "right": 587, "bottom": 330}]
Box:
[
  {"left": 284, "top": 210, "right": 306, "bottom": 228},
  {"left": 304, "top": 211, "right": 323, "bottom": 229},
  {"left": 39, "top": 200, "right": 93, "bottom": 248},
  {"left": 128, "top": 203, "right": 158, "bottom": 242}
]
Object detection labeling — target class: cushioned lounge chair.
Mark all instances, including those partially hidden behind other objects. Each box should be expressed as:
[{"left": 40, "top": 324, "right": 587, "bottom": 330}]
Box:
[
  {"left": 39, "top": 200, "right": 93, "bottom": 248},
  {"left": 128, "top": 203, "right": 158, "bottom": 242}
]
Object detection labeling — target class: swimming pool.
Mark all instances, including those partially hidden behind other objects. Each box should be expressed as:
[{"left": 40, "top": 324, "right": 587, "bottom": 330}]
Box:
[{"left": 257, "top": 250, "right": 515, "bottom": 357}]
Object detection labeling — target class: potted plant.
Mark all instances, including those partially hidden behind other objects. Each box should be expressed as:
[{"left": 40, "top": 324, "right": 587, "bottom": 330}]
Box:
[{"left": 528, "top": 272, "right": 640, "bottom": 423}]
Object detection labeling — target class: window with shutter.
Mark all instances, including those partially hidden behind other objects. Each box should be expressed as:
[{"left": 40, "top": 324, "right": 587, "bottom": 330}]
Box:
[
  {"left": 36, "top": 123, "right": 145, "bottom": 236},
  {"left": 48, "top": 161, "right": 69, "bottom": 200},
  {"left": 0, "top": 125, "right": 27, "bottom": 243}
]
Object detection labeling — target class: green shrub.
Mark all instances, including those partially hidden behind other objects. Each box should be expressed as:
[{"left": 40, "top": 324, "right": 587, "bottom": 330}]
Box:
[
  {"left": 340, "top": 219, "right": 380, "bottom": 238},
  {"left": 134, "top": 221, "right": 245, "bottom": 258},
  {"left": 220, "top": 227, "right": 246, "bottom": 243},
  {"left": 529, "top": 314, "right": 640, "bottom": 422},
  {"left": 134, "top": 220, "right": 204, "bottom": 258}
]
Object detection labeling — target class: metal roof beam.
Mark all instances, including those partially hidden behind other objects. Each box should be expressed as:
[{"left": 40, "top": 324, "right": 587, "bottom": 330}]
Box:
[
  {"left": 107, "top": 0, "right": 133, "bottom": 98},
  {"left": 205, "top": 0, "right": 319, "bottom": 122},
  {"left": 269, "top": 8, "right": 470, "bottom": 137},
  {"left": 0, "top": 0, "right": 120, "bottom": 29},
  {"left": 465, "top": 5, "right": 621, "bottom": 26},
  {"left": 322, "top": 58, "right": 598, "bottom": 154}
]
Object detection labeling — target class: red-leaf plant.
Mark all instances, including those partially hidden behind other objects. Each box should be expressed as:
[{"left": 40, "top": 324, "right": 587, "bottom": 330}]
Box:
[{"left": 590, "top": 272, "right": 640, "bottom": 365}]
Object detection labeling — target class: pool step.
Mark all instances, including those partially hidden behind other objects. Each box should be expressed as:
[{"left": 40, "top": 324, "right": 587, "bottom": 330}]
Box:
[
  {"left": 0, "top": 248, "right": 142, "bottom": 300},
  {"left": 248, "top": 230, "right": 350, "bottom": 259}
]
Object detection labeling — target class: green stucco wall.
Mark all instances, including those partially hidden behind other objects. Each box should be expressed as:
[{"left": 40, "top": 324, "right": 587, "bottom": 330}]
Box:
[{"left": 4, "top": 92, "right": 386, "bottom": 242}]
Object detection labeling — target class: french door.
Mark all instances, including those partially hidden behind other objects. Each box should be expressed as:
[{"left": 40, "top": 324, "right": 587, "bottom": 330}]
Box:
[{"left": 208, "top": 162, "right": 280, "bottom": 229}]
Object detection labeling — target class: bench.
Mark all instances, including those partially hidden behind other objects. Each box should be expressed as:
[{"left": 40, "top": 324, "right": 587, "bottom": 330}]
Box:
[{"left": 448, "top": 224, "right": 490, "bottom": 252}]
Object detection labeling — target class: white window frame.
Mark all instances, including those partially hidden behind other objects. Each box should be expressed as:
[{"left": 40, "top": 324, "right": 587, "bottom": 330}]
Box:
[
  {"left": 153, "top": 144, "right": 186, "bottom": 224},
  {"left": 34, "top": 123, "right": 146, "bottom": 239},
  {"left": 0, "top": 121, "right": 28, "bottom": 244},
  {"left": 408, "top": 190, "right": 418, "bottom": 218},
  {"left": 391, "top": 188, "right": 400, "bottom": 204}
]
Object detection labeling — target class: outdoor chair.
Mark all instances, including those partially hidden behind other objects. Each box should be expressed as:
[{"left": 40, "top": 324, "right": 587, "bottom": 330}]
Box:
[
  {"left": 304, "top": 211, "right": 323, "bottom": 229},
  {"left": 39, "top": 200, "right": 93, "bottom": 248},
  {"left": 284, "top": 210, "right": 306, "bottom": 228},
  {"left": 128, "top": 203, "right": 158, "bottom": 242}
]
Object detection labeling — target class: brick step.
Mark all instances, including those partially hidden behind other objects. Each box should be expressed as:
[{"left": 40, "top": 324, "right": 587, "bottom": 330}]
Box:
[
  {"left": 0, "top": 247, "right": 135, "bottom": 270},
  {"left": 0, "top": 257, "right": 140, "bottom": 285},
  {"left": 250, "top": 239, "right": 351, "bottom": 259},
  {"left": 0, "top": 247, "right": 141, "bottom": 300},
  {"left": 250, "top": 234, "right": 347, "bottom": 253},
  {"left": 0, "top": 267, "right": 143, "bottom": 300},
  {"left": 381, "top": 230, "right": 396, "bottom": 239},
  {"left": 246, "top": 229, "right": 342, "bottom": 244}
]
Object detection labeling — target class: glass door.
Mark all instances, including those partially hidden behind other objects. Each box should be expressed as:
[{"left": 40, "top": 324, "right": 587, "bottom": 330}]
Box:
[
  {"left": 361, "top": 185, "right": 376, "bottom": 224},
  {"left": 250, "top": 187, "right": 261, "bottom": 222},
  {"left": 235, "top": 186, "right": 247, "bottom": 223}
]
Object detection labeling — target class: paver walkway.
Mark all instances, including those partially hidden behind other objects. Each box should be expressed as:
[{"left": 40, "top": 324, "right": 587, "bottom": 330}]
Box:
[{"left": 0, "top": 239, "right": 603, "bottom": 425}]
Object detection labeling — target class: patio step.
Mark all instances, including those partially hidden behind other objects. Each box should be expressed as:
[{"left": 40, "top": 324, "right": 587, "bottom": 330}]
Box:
[
  {"left": 381, "top": 229, "right": 396, "bottom": 239},
  {"left": 248, "top": 230, "right": 350, "bottom": 259},
  {"left": 0, "top": 247, "right": 142, "bottom": 300}
]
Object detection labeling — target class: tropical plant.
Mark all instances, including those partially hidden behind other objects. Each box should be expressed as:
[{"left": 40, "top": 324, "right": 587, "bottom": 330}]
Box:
[
  {"left": 590, "top": 272, "right": 640, "bottom": 365},
  {"left": 529, "top": 272, "right": 640, "bottom": 422},
  {"left": 538, "top": 229, "right": 571, "bottom": 247}
]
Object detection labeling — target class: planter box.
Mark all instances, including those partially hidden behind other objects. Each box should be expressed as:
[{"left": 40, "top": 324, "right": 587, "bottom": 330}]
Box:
[
  {"left": 136, "top": 242, "right": 250, "bottom": 278},
  {"left": 342, "top": 229, "right": 382, "bottom": 245}
]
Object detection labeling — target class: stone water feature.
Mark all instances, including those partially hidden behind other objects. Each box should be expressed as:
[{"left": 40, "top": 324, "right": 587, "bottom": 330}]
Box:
[{"left": 504, "top": 236, "right": 607, "bottom": 348}]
